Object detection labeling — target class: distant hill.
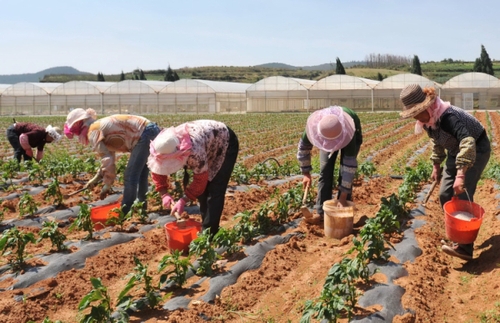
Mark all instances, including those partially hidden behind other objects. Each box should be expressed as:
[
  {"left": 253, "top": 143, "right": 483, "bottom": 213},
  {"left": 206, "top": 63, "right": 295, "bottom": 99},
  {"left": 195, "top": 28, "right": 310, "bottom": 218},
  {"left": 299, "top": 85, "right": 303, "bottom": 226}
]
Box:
[{"left": 0, "top": 66, "right": 90, "bottom": 84}]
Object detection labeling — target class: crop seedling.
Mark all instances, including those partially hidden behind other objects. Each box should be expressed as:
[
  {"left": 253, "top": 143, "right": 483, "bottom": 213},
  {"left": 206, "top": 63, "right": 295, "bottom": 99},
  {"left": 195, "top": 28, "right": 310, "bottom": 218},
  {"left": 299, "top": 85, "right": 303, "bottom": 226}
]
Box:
[
  {"left": 78, "top": 277, "right": 128, "bottom": 323},
  {"left": 37, "top": 220, "right": 68, "bottom": 252},
  {"left": 18, "top": 192, "right": 39, "bottom": 217},
  {"left": 213, "top": 227, "right": 242, "bottom": 256},
  {"left": 105, "top": 205, "right": 131, "bottom": 231},
  {"left": 69, "top": 203, "right": 94, "bottom": 240},
  {"left": 0, "top": 226, "right": 36, "bottom": 270},
  {"left": 158, "top": 249, "right": 193, "bottom": 287},
  {"left": 189, "top": 229, "right": 221, "bottom": 276},
  {"left": 233, "top": 210, "right": 260, "bottom": 243},
  {"left": 44, "top": 177, "right": 64, "bottom": 206}
]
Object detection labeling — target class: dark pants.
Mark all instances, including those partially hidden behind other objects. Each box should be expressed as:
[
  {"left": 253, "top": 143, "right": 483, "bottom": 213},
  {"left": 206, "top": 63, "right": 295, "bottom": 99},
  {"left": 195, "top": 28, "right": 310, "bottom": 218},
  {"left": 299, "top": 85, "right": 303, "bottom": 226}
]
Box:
[
  {"left": 6, "top": 125, "right": 32, "bottom": 163},
  {"left": 198, "top": 127, "right": 239, "bottom": 236},
  {"left": 439, "top": 134, "right": 491, "bottom": 254},
  {"left": 316, "top": 144, "right": 361, "bottom": 216}
]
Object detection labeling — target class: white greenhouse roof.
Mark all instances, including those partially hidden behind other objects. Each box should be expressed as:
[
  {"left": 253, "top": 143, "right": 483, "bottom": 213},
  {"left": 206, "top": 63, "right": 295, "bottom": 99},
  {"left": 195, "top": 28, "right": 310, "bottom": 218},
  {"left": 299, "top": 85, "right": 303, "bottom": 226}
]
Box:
[
  {"left": 0, "top": 84, "right": 10, "bottom": 94},
  {"left": 2, "top": 82, "right": 62, "bottom": 96},
  {"left": 161, "top": 79, "right": 251, "bottom": 94},
  {"left": 246, "top": 76, "right": 316, "bottom": 91},
  {"left": 441, "top": 72, "right": 500, "bottom": 89},
  {"left": 311, "top": 75, "right": 378, "bottom": 90},
  {"left": 105, "top": 80, "right": 172, "bottom": 94},
  {"left": 374, "top": 73, "right": 438, "bottom": 89},
  {"left": 52, "top": 81, "right": 115, "bottom": 95}
]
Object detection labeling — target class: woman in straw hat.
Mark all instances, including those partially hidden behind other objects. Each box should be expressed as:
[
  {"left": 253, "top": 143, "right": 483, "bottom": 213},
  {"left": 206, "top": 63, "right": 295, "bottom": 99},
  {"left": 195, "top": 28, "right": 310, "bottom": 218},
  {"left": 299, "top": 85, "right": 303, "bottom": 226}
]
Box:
[
  {"left": 6, "top": 120, "right": 63, "bottom": 164},
  {"left": 400, "top": 84, "right": 491, "bottom": 261},
  {"left": 297, "top": 105, "right": 363, "bottom": 224},
  {"left": 147, "top": 120, "right": 239, "bottom": 237},
  {"left": 64, "top": 108, "right": 161, "bottom": 215}
]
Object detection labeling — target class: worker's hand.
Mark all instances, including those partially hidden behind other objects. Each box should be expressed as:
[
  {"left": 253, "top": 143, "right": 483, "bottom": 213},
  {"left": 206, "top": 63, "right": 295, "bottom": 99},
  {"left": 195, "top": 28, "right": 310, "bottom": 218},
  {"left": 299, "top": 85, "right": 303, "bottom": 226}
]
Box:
[
  {"left": 302, "top": 173, "right": 312, "bottom": 190},
  {"left": 86, "top": 173, "right": 102, "bottom": 189},
  {"left": 161, "top": 194, "right": 174, "bottom": 209},
  {"left": 99, "top": 184, "right": 112, "bottom": 200},
  {"left": 171, "top": 198, "right": 186, "bottom": 215},
  {"left": 453, "top": 175, "right": 465, "bottom": 195},
  {"left": 431, "top": 164, "right": 442, "bottom": 182}
]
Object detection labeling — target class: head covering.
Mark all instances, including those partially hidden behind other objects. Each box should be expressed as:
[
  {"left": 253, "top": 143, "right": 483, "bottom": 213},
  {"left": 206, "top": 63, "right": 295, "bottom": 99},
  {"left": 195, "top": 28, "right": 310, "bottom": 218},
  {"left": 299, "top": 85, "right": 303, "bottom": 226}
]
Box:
[
  {"left": 45, "top": 125, "right": 63, "bottom": 143},
  {"left": 306, "top": 106, "right": 356, "bottom": 152},
  {"left": 65, "top": 108, "right": 97, "bottom": 130},
  {"left": 400, "top": 84, "right": 437, "bottom": 119},
  {"left": 147, "top": 124, "right": 192, "bottom": 175}
]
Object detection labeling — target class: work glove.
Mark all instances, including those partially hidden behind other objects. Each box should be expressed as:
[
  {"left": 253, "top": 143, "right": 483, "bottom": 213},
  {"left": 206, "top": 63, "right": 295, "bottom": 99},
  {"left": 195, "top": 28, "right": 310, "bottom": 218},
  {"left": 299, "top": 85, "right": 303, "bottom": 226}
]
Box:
[
  {"left": 86, "top": 173, "right": 102, "bottom": 189},
  {"left": 161, "top": 194, "right": 174, "bottom": 209},
  {"left": 431, "top": 164, "right": 442, "bottom": 182},
  {"left": 99, "top": 184, "right": 112, "bottom": 200},
  {"left": 453, "top": 175, "right": 465, "bottom": 195},
  {"left": 171, "top": 198, "right": 186, "bottom": 216}
]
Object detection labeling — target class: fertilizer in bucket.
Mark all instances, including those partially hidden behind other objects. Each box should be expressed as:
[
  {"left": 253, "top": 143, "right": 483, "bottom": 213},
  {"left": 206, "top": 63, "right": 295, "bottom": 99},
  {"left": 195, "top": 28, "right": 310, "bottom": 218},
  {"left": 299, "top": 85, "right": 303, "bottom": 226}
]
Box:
[
  {"left": 443, "top": 197, "right": 484, "bottom": 244},
  {"left": 165, "top": 219, "right": 202, "bottom": 252},
  {"left": 323, "top": 199, "right": 354, "bottom": 239}
]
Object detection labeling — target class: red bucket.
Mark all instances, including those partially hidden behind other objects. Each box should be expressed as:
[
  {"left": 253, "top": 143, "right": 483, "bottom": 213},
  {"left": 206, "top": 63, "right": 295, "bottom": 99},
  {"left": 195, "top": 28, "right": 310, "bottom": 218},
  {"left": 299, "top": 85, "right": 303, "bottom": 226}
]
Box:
[
  {"left": 90, "top": 202, "right": 121, "bottom": 230},
  {"left": 443, "top": 197, "right": 484, "bottom": 244},
  {"left": 164, "top": 219, "right": 202, "bottom": 252}
]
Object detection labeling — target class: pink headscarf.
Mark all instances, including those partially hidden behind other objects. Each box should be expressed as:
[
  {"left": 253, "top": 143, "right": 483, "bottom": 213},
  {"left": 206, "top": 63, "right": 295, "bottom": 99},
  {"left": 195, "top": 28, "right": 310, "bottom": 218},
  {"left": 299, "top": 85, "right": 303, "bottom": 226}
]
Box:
[
  {"left": 414, "top": 97, "right": 451, "bottom": 134},
  {"left": 147, "top": 124, "right": 193, "bottom": 175}
]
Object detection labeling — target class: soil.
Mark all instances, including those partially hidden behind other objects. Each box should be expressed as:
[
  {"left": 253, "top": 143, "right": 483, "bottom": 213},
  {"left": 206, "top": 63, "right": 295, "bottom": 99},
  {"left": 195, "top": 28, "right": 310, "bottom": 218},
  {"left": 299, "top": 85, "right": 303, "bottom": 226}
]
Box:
[{"left": 1, "top": 111, "right": 500, "bottom": 323}]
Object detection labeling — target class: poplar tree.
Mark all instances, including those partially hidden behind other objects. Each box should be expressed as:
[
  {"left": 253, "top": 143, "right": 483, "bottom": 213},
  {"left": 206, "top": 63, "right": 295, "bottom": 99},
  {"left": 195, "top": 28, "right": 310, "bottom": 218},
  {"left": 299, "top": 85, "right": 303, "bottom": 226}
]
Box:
[
  {"left": 120, "top": 71, "right": 125, "bottom": 81},
  {"left": 335, "top": 57, "right": 346, "bottom": 74},
  {"left": 411, "top": 55, "right": 422, "bottom": 75},
  {"left": 473, "top": 44, "right": 494, "bottom": 75}
]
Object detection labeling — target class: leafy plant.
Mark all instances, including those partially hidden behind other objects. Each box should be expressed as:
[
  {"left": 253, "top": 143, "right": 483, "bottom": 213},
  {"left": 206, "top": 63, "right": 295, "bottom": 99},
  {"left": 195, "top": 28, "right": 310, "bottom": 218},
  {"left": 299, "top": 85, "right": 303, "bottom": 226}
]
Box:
[
  {"left": 0, "top": 226, "right": 36, "bottom": 270},
  {"left": 18, "top": 192, "right": 39, "bottom": 217},
  {"left": 189, "top": 229, "right": 220, "bottom": 276},
  {"left": 233, "top": 210, "right": 260, "bottom": 244},
  {"left": 158, "top": 249, "right": 192, "bottom": 287},
  {"left": 37, "top": 220, "right": 68, "bottom": 252},
  {"left": 105, "top": 205, "right": 131, "bottom": 231},
  {"left": 357, "top": 160, "right": 376, "bottom": 179},
  {"left": 44, "top": 178, "right": 64, "bottom": 206},
  {"left": 213, "top": 227, "right": 242, "bottom": 256},
  {"left": 69, "top": 203, "right": 94, "bottom": 240},
  {"left": 78, "top": 277, "right": 127, "bottom": 323}
]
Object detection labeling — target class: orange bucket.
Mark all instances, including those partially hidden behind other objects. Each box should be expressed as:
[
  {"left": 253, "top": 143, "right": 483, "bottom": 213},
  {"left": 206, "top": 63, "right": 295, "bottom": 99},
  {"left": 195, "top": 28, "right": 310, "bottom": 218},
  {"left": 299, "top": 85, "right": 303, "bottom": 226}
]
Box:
[
  {"left": 90, "top": 202, "right": 121, "bottom": 230},
  {"left": 164, "top": 219, "right": 202, "bottom": 252},
  {"left": 443, "top": 197, "right": 484, "bottom": 244}
]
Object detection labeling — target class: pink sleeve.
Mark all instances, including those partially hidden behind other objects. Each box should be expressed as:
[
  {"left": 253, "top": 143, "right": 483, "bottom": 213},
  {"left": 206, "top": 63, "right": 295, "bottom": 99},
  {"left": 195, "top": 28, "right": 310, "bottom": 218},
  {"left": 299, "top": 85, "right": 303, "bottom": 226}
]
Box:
[{"left": 19, "top": 134, "right": 33, "bottom": 157}]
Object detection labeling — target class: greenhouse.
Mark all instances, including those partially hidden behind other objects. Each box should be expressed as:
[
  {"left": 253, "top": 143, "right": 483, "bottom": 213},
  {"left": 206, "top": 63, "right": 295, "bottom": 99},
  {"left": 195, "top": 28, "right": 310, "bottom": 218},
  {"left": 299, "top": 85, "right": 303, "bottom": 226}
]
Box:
[
  {"left": 0, "top": 82, "right": 62, "bottom": 115},
  {"left": 159, "top": 79, "right": 250, "bottom": 114},
  {"left": 1, "top": 72, "right": 500, "bottom": 116},
  {"left": 372, "top": 74, "right": 439, "bottom": 112},
  {"left": 103, "top": 80, "right": 171, "bottom": 115},
  {"left": 309, "top": 75, "right": 379, "bottom": 112},
  {"left": 51, "top": 81, "right": 115, "bottom": 115},
  {"left": 246, "top": 76, "right": 316, "bottom": 112},
  {"left": 440, "top": 72, "right": 500, "bottom": 110}
]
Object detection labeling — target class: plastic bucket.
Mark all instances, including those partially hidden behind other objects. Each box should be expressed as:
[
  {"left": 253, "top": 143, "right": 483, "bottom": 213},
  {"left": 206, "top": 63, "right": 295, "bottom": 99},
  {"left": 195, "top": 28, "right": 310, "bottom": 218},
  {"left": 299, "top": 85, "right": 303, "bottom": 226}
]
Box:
[
  {"left": 164, "top": 219, "right": 202, "bottom": 252},
  {"left": 323, "top": 199, "right": 354, "bottom": 239},
  {"left": 90, "top": 202, "right": 121, "bottom": 230},
  {"left": 443, "top": 197, "right": 484, "bottom": 244}
]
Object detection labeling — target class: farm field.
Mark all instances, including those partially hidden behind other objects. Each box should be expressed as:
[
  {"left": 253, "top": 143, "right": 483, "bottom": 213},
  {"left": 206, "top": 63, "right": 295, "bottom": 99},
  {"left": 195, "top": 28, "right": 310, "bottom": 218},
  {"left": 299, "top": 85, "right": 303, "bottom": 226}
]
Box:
[{"left": 0, "top": 111, "right": 499, "bottom": 323}]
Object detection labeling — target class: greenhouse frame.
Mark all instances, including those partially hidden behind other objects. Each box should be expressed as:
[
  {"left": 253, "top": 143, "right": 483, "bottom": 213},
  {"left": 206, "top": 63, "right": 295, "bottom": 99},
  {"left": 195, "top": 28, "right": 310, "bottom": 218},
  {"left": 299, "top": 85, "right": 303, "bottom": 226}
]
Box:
[{"left": 1, "top": 72, "right": 500, "bottom": 116}]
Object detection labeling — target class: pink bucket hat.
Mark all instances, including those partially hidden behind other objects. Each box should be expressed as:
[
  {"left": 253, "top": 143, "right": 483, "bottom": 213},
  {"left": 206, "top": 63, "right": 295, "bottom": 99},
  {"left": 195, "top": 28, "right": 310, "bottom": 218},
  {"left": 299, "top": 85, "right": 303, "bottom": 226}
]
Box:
[
  {"left": 147, "top": 124, "right": 192, "bottom": 175},
  {"left": 305, "top": 106, "right": 355, "bottom": 152}
]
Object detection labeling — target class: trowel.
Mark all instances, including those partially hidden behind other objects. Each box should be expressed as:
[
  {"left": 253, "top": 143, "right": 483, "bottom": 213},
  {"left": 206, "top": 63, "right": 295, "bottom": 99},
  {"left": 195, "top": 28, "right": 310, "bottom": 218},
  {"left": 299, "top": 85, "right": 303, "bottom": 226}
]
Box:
[
  {"left": 63, "top": 179, "right": 102, "bottom": 199},
  {"left": 300, "top": 185, "right": 312, "bottom": 218},
  {"left": 422, "top": 180, "right": 438, "bottom": 206}
]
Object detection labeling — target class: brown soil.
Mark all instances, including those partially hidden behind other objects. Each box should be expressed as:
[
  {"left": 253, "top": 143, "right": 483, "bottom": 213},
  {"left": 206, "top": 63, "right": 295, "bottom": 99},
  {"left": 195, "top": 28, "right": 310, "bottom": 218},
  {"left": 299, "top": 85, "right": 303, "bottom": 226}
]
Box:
[{"left": 0, "top": 111, "right": 499, "bottom": 323}]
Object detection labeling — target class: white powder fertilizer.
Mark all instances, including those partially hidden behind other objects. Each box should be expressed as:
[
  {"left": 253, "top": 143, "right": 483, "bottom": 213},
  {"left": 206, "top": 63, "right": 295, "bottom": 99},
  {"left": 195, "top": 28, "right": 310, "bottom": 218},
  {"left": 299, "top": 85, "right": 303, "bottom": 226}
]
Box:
[{"left": 451, "top": 211, "right": 474, "bottom": 221}]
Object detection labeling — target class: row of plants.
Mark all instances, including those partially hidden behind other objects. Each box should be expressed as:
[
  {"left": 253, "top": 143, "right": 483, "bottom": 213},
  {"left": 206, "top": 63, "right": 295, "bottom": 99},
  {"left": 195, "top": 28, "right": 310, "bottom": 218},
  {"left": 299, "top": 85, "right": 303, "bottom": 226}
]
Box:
[{"left": 300, "top": 161, "right": 431, "bottom": 322}]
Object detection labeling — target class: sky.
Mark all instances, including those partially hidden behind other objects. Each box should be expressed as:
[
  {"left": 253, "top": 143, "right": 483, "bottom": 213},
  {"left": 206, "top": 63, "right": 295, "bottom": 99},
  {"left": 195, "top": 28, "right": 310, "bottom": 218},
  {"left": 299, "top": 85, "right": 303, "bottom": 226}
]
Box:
[{"left": 1, "top": 0, "right": 500, "bottom": 75}]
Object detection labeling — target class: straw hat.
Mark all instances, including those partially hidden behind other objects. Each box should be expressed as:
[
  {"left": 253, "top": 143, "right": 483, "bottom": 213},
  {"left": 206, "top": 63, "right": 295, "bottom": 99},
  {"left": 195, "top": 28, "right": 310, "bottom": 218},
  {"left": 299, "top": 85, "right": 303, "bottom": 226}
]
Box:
[
  {"left": 400, "top": 84, "right": 436, "bottom": 119},
  {"left": 147, "top": 125, "right": 192, "bottom": 176},
  {"left": 305, "top": 106, "right": 355, "bottom": 152}
]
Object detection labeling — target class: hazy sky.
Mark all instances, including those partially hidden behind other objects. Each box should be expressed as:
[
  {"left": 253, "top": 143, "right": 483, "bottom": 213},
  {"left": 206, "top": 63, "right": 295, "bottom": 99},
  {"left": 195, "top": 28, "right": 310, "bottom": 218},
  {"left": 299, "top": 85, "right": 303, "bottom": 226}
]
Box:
[{"left": 1, "top": 0, "right": 499, "bottom": 75}]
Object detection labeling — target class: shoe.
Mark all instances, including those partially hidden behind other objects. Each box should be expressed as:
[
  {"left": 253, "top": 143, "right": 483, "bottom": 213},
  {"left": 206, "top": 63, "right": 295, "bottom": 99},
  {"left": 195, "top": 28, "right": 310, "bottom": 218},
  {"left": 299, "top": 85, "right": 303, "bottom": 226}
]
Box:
[
  {"left": 442, "top": 244, "right": 473, "bottom": 261},
  {"left": 304, "top": 214, "right": 323, "bottom": 225}
]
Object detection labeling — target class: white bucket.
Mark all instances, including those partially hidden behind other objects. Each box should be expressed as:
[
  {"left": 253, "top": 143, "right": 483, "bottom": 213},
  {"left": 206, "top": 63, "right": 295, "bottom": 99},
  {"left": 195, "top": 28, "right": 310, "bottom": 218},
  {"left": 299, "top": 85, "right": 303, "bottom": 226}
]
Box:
[{"left": 323, "top": 199, "right": 354, "bottom": 239}]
